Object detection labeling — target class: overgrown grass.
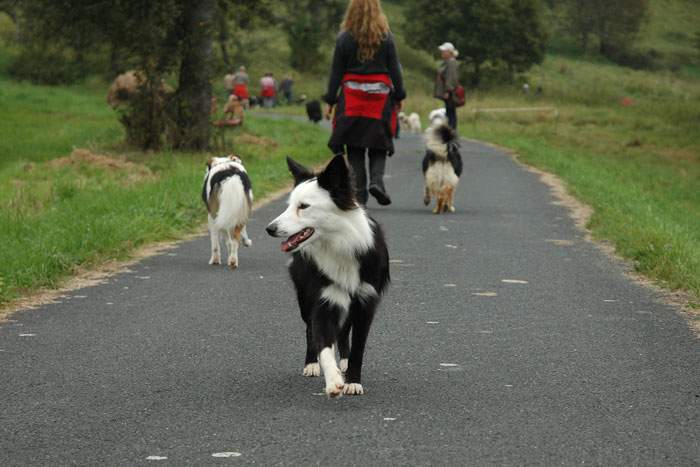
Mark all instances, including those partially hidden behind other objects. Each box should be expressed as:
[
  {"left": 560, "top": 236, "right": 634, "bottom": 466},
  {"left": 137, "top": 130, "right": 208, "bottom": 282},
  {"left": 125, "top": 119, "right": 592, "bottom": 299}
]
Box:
[{"left": 0, "top": 78, "right": 331, "bottom": 306}]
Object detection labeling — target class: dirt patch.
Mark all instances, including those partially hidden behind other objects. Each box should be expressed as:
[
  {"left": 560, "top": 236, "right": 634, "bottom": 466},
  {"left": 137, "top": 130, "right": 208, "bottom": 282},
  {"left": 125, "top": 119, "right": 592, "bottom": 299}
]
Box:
[
  {"left": 468, "top": 138, "right": 699, "bottom": 335},
  {"left": 46, "top": 149, "right": 155, "bottom": 184},
  {"left": 236, "top": 133, "right": 279, "bottom": 150}
]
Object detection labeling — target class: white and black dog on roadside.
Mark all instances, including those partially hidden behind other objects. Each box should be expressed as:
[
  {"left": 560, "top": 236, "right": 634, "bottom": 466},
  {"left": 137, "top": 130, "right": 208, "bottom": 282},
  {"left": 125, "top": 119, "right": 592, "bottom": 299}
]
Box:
[
  {"left": 265, "top": 155, "right": 390, "bottom": 398},
  {"left": 422, "top": 121, "right": 463, "bottom": 213},
  {"left": 202, "top": 155, "right": 253, "bottom": 269}
]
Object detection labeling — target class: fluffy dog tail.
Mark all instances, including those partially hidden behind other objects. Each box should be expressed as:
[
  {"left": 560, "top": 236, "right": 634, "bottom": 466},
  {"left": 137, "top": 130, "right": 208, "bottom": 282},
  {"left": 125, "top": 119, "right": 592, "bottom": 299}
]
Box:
[
  {"left": 435, "top": 123, "right": 457, "bottom": 145},
  {"left": 214, "top": 176, "right": 250, "bottom": 231}
]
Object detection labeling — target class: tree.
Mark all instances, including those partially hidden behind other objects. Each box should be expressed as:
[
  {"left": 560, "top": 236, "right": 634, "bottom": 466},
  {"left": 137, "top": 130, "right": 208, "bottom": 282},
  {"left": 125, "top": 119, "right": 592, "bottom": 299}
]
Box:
[
  {"left": 279, "top": 0, "right": 344, "bottom": 71},
  {"left": 500, "top": 0, "right": 547, "bottom": 79},
  {"left": 171, "top": 0, "right": 216, "bottom": 151},
  {"left": 564, "top": 0, "right": 648, "bottom": 56},
  {"left": 404, "top": 0, "right": 547, "bottom": 86}
]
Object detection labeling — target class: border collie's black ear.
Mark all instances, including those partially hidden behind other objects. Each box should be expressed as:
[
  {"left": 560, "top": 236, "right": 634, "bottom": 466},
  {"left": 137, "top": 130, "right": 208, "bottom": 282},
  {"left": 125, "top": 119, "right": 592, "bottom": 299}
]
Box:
[
  {"left": 287, "top": 156, "right": 314, "bottom": 186},
  {"left": 317, "top": 155, "right": 356, "bottom": 210}
]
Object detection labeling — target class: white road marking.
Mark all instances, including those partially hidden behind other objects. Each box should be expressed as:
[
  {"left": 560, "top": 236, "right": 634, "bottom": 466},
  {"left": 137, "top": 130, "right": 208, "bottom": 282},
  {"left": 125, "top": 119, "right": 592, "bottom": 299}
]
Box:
[
  {"left": 312, "top": 392, "right": 325, "bottom": 396},
  {"left": 74, "top": 295, "right": 87, "bottom": 298},
  {"left": 478, "top": 330, "right": 494, "bottom": 334},
  {"left": 258, "top": 275, "right": 264, "bottom": 279},
  {"left": 136, "top": 276, "right": 150, "bottom": 280},
  {"left": 383, "top": 417, "right": 397, "bottom": 421},
  {"left": 389, "top": 259, "right": 403, "bottom": 263},
  {"left": 505, "top": 384, "right": 514, "bottom": 388},
  {"left": 501, "top": 279, "right": 528, "bottom": 284},
  {"left": 439, "top": 226, "right": 449, "bottom": 231},
  {"left": 123, "top": 286, "right": 129, "bottom": 290},
  {"left": 603, "top": 299, "right": 617, "bottom": 302},
  {"left": 445, "top": 244, "right": 458, "bottom": 249},
  {"left": 426, "top": 321, "right": 439, "bottom": 324},
  {"left": 19, "top": 333, "right": 36, "bottom": 337},
  {"left": 472, "top": 292, "right": 498, "bottom": 297},
  {"left": 146, "top": 456, "right": 167, "bottom": 460},
  {"left": 212, "top": 452, "right": 242, "bottom": 458},
  {"left": 440, "top": 363, "right": 458, "bottom": 367},
  {"left": 443, "top": 283, "right": 457, "bottom": 287},
  {"left": 106, "top": 302, "right": 114, "bottom": 305}
]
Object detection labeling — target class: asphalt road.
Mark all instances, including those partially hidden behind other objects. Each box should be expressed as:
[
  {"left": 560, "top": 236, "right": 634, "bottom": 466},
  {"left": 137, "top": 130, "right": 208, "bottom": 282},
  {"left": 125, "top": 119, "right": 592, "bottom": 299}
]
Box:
[{"left": 1, "top": 127, "right": 698, "bottom": 466}]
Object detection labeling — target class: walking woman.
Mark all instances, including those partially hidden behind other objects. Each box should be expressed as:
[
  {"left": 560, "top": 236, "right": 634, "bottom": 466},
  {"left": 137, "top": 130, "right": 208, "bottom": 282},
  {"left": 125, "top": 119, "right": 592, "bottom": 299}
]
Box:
[
  {"left": 435, "top": 42, "right": 459, "bottom": 129},
  {"left": 324, "top": 0, "right": 406, "bottom": 206}
]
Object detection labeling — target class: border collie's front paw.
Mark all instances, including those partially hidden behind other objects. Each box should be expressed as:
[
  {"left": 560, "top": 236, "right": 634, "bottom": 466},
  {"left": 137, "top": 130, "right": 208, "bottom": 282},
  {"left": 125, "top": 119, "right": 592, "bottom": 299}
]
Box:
[
  {"left": 325, "top": 370, "right": 345, "bottom": 398},
  {"left": 343, "top": 383, "right": 364, "bottom": 395},
  {"left": 227, "top": 258, "right": 238, "bottom": 269},
  {"left": 209, "top": 255, "right": 221, "bottom": 265},
  {"left": 302, "top": 363, "right": 320, "bottom": 377},
  {"left": 243, "top": 238, "right": 252, "bottom": 247}
]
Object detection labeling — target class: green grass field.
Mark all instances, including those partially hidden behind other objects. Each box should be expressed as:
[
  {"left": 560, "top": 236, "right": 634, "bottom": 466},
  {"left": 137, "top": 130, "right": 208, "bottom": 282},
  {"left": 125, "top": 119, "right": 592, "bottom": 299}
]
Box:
[{"left": 0, "top": 76, "right": 331, "bottom": 307}]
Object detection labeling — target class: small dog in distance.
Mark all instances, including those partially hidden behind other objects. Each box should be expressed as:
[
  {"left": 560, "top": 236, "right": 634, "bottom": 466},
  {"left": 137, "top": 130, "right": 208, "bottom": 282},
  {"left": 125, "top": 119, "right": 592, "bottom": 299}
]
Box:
[{"left": 202, "top": 155, "right": 253, "bottom": 269}]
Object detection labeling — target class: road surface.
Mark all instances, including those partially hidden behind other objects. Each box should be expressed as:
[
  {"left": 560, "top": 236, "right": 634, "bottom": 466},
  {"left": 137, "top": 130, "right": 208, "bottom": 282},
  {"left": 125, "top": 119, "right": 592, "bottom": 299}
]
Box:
[{"left": 1, "top": 128, "right": 698, "bottom": 465}]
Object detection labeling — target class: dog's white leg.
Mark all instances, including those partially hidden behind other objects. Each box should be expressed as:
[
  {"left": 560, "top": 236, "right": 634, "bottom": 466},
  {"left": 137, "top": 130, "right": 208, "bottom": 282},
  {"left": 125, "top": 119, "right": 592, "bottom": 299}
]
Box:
[
  {"left": 208, "top": 215, "right": 221, "bottom": 265},
  {"left": 241, "top": 225, "right": 252, "bottom": 247},
  {"left": 319, "top": 347, "right": 344, "bottom": 398}
]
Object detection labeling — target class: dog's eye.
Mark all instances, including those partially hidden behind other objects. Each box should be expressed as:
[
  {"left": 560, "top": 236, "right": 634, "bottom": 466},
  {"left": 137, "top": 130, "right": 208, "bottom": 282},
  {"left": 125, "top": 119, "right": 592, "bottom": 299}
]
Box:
[{"left": 298, "top": 203, "right": 310, "bottom": 210}]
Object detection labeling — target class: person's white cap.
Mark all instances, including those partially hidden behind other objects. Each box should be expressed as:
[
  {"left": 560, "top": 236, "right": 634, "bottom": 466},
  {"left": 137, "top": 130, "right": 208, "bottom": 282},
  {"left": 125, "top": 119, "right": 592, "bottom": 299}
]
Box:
[{"left": 438, "top": 42, "right": 459, "bottom": 56}]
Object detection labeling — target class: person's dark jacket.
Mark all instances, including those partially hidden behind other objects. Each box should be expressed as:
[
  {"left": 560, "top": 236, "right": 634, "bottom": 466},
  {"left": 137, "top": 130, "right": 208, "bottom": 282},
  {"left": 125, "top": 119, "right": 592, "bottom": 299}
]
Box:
[{"left": 324, "top": 31, "right": 406, "bottom": 105}]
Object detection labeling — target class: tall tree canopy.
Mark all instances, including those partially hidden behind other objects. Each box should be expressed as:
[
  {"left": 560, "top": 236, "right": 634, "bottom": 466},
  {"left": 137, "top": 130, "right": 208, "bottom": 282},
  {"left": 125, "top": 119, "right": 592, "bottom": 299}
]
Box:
[
  {"left": 279, "top": 0, "right": 345, "bottom": 71},
  {"left": 404, "top": 0, "right": 547, "bottom": 86}
]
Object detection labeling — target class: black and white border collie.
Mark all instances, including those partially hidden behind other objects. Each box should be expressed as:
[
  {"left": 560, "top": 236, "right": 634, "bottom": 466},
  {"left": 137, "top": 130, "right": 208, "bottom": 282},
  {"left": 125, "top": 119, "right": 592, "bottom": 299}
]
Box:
[
  {"left": 202, "top": 155, "right": 253, "bottom": 269},
  {"left": 265, "top": 155, "right": 390, "bottom": 398},
  {"left": 422, "top": 121, "right": 463, "bottom": 213}
]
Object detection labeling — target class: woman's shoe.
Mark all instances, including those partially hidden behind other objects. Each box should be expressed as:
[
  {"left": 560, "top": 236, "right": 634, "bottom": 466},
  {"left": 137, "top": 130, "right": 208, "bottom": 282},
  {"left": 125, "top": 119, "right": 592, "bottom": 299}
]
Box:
[{"left": 369, "top": 184, "right": 392, "bottom": 206}]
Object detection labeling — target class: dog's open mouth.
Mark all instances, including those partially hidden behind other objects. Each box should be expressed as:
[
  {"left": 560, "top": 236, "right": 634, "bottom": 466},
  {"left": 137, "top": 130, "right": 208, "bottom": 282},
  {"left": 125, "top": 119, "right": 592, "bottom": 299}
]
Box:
[{"left": 281, "top": 227, "right": 315, "bottom": 252}]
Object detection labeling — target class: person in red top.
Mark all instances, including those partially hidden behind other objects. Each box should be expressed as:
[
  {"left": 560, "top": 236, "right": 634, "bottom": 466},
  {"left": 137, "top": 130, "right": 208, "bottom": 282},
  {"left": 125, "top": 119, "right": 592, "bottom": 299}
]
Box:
[
  {"left": 232, "top": 66, "right": 250, "bottom": 109},
  {"left": 323, "top": 0, "right": 405, "bottom": 206},
  {"left": 260, "top": 73, "right": 277, "bottom": 108}
]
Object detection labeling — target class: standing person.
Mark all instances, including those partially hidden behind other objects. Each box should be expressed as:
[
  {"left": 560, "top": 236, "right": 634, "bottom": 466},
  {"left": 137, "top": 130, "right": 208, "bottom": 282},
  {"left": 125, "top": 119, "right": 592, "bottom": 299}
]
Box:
[
  {"left": 232, "top": 66, "right": 250, "bottom": 109},
  {"left": 324, "top": 0, "right": 405, "bottom": 206},
  {"left": 434, "top": 42, "right": 459, "bottom": 130},
  {"left": 260, "top": 72, "right": 277, "bottom": 108},
  {"left": 279, "top": 74, "right": 294, "bottom": 104}
]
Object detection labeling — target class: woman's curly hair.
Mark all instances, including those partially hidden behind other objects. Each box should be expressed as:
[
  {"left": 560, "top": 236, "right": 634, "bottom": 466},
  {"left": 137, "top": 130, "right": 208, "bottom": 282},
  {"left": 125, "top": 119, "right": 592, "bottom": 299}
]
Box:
[{"left": 341, "top": 0, "right": 390, "bottom": 62}]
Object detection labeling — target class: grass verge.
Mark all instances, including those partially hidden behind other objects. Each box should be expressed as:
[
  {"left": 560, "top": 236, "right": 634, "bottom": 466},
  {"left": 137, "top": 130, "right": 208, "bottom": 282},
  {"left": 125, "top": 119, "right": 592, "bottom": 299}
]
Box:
[{"left": 0, "top": 78, "right": 331, "bottom": 307}]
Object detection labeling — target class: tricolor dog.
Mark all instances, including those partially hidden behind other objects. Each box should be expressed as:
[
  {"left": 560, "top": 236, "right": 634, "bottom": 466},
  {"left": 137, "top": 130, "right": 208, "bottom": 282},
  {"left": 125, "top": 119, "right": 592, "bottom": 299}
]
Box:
[
  {"left": 265, "top": 155, "right": 390, "bottom": 398},
  {"left": 202, "top": 155, "right": 253, "bottom": 269},
  {"left": 422, "top": 122, "right": 463, "bottom": 213}
]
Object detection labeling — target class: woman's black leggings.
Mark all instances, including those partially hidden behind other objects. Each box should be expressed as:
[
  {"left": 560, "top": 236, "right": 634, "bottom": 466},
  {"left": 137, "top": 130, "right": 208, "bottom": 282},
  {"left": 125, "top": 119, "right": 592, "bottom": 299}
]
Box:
[{"left": 345, "top": 146, "right": 387, "bottom": 205}]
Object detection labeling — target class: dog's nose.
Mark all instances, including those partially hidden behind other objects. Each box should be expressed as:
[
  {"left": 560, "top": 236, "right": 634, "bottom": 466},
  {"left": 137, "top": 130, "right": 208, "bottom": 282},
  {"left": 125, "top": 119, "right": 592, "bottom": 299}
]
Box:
[{"left": 265, "top": 223, "right": 277, "bottom": 236}]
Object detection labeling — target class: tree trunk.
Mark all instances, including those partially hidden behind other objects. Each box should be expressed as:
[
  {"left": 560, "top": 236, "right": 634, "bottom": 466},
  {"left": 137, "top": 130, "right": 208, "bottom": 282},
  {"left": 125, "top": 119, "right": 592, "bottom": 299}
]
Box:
[
  {"left": 173, "top": 0, "right": 215, "bottom": 150},
  {"left": 217, "top": 9, "right": 231, "bottom": 69}
]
